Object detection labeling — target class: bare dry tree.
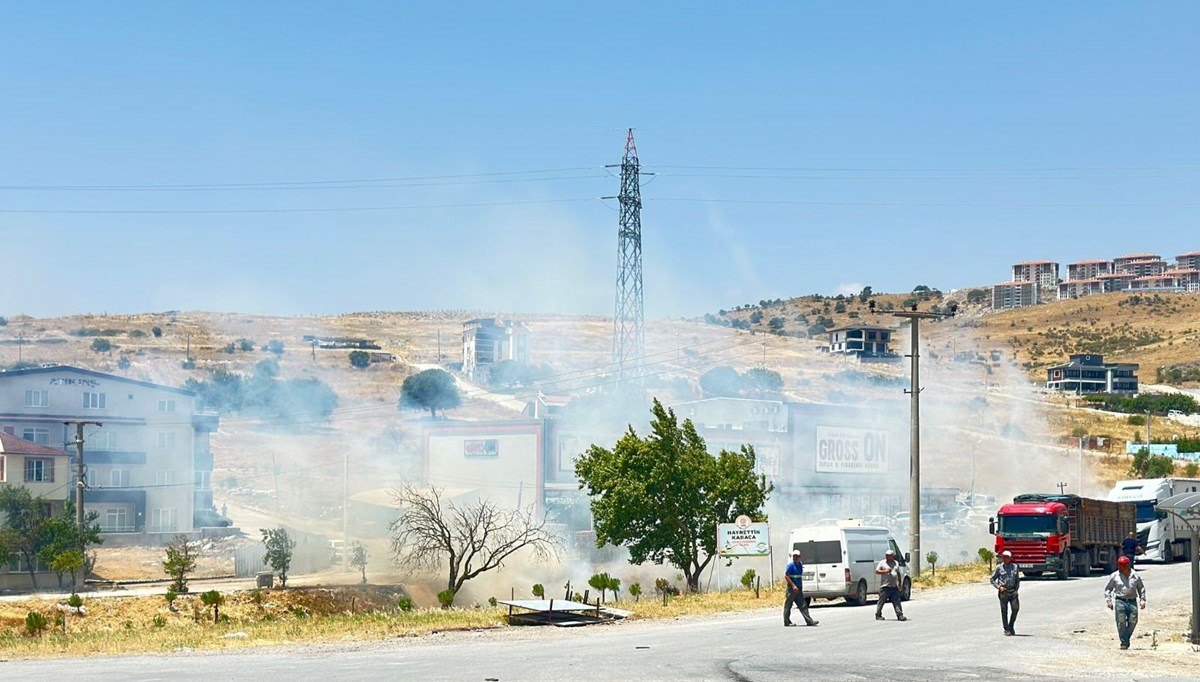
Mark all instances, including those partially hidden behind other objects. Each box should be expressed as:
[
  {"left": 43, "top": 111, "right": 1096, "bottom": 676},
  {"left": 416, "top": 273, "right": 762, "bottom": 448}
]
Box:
[{"left": 388, "top": 486, "right": 560, "bottom": 604}]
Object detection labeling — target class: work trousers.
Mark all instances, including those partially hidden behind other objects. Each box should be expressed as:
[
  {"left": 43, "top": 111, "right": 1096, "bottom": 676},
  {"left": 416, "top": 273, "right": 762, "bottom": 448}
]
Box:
[
  {"left": 998, "top": 590, "right": 1019, "bottom": 632},
  {"left": 1115, "top": 599, "right": 1139, "bottom": 647},
  {"left": 876, "top": 586, "right": 904, "bottom": 618},
  {"left": 784, "top": 588, "right": 815, "bottom": 625}
]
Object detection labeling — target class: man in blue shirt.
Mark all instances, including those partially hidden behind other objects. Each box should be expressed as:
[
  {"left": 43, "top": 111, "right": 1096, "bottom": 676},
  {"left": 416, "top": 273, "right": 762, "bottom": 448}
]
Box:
[
  {"left": 1121, "top": 532, "right": 1143, "bottom": 565},
  {"left": 784, "top": 549, "right": 818, "bottom": 627}
]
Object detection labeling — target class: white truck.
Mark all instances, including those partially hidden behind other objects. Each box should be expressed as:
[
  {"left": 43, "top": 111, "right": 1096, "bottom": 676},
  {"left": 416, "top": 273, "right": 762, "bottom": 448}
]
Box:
[
  {"left": 1107, "top": 478, "right": 1200, "bottom": 562},
  {"left": 788, "top": 521, "right": 911, "bottom": 606}
]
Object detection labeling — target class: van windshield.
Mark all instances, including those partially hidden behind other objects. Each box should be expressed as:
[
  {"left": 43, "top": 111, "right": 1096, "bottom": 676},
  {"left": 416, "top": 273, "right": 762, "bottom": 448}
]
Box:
[
  {"left": 998, "top": 515, "right": 1056, "bottom": 534},
  {"left": 792, "top": 540, "right": 843, "bottom": 564}
]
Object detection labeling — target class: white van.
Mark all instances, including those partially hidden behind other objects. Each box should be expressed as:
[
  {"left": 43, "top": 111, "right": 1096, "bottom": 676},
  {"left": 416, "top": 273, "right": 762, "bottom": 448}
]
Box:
[{"left": 788, "top": 522, "right": 912, "bottom": 605}]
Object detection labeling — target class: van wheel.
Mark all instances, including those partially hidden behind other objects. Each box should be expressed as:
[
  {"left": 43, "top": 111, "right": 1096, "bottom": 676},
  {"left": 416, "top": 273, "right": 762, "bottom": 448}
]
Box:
[
  {"left": 900, "top": 578, "right": 912, "bottom": 602},
  {"left": 845, "top": 580, "right": 867, "bottom": 606}
]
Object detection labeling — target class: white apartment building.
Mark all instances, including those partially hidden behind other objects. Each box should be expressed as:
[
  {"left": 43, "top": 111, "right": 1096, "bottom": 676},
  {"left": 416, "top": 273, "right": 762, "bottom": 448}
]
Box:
[
  {"left": 0, "top": 366, "right": 219, "bottom": 539},
  {"left": 1177, "top": 251, "right": 1200, "bottom": 272},
  {"left": 991, "top": 280, "right": 1039, "bottom": 309},
  {"left": 1066, "top": 260, "right": 1112, "bottom": 281}
]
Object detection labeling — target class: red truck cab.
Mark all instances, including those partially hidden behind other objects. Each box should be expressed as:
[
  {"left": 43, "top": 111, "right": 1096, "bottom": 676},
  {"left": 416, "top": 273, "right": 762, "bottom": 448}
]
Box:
[{"left": 992, "top": 500, "right": 1070, "bottom": 579}]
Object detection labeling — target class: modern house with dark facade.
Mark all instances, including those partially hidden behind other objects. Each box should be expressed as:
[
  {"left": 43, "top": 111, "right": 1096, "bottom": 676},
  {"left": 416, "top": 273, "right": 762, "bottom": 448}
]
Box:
[
  {"left": 1046, "top": 354, "right": 1139, "bottom": 394},
  {"left": 826, "top": 324, "right": 897, "bottom": 359}
]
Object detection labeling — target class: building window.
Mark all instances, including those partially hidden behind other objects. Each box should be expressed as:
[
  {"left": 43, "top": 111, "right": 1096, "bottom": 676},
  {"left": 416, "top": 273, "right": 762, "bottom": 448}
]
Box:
[
  {"left": 157, "top": 432, "right": 176, "bottom": 450},
  {"left": 150, "top": 508, "right": 178, "bottom": 533},
  {"left": 194, "top": 470, "right": 211, "bottom": 490},
  {"left": 21, "top": 427, "right": 50, "bottom": 445},
  {"left": 157, "top": 399, "right": 176, "bottom": 413},
  {"left": 24, "top": 389, "right": 49, "bottom": 407},
  {"left": 25, "top": 458, "right": 54, "bottom": 483},
  {"left": 156, "top": 470, "right": 175, "bottom": 487},
  {"left": 83, "top": 392, "right": 106, "bottom": 409},
  {"left": 105, "top": 508, "right": 129, "bottom": 532},
  {"left": 86, "top": 469, "right": 99, "bottom": 488},
  {"left": 111, "top": 469, "right": 129, "bottom": 487},
  {"left": 102, "top": 431, "right": 119, "bottom": 449}
]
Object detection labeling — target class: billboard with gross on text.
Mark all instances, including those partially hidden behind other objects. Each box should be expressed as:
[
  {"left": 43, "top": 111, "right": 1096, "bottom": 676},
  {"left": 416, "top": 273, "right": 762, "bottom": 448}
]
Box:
[{"left": 814, "top": 425, "right": 888, "bottom": 474}]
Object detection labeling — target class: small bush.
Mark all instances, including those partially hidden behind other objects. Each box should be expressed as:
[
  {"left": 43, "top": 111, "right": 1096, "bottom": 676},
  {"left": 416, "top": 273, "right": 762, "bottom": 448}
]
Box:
[
  {"left": 487, "top": 596, "right": 497, "bottom": 607},
  {"left": 629, "top": 583, "right": 642, "bottom": 602},
  {"left": 0, "top": 316, "right": 7, "bottom": 326},
  {"left": 264, "top": 340, "right": 285, "bottom": 355},
  {"left": 91, "top": 338, "right": 112, "bottom": 353},
  {"left": 123, "top": 620, "right": 134, "bottom": 630},
  {"left": 396, "top": 597, "right": 415, "bottom": 612},
  {"left": 740, "top": 569, "right": 757, "bottom": 590},
  {"left": 292, "top": 606, "right": 309, "bottom": 619},
  {"left": 437, "top": 589, "right": 456, "bottom": 608},
  {"left": 978, "top": 547, "right": 995, "bottom": 565},
  {"left": 531, "top": 583, "right": 545, "bottom": 598},
  {"left": 152, "top": 615, "right": 167, "bottom": 628},
  {"left": 349, "top": 350, "right": 370, "bottom": 368},
  {"left": 25, "top": 612, "right": 48, "bottom": 636},
  {"left": 238, "top": 338, "right": 255, "bottom": 352},
  {"left": 151, "top": 326, "right": 163, "bottom": 338},
  {"left": 67, "top": 593, "right": 83, "bottom": 609},
  {"left": 129, "top": 329, "right": 147, "bottom": 338}
]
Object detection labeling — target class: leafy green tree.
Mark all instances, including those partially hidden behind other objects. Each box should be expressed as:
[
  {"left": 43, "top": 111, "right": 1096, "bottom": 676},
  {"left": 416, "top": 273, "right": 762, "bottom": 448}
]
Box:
[
  {"left": 858, "top": 287, "right": 873, "bottom": 304},
  {"left": 575, "top": 399, "right": 773, "bottom": 593},
  {"left": 531, "top": 583, "right": 545, "bottom": 598},
  {"left": 348, "top": 350, "right": 371, "bottom": 368},
  {"left": 388, "top": 485, "right": 559, "bottom": 605},
  {"left": 39, "top": 503, "right": 102, "bottom": 589},
  {"left": 261, "top": 527, "right": 297, "bottom": 587},
  {"left": 926, "top": 551, "right": 939, "bottom": 577},
  {"left": 628, "top": 582, "right": 642, "bottom": 602},
  {"left": 162, "top": 534, "right": 197, "bottom": 593},
  {"left": 349, "top": 541, "right": 368, "bottom": 584},
  {"left": 151, "top": 326, "right": 163, "bottom": 337},
  {"left": 588, "top": 572, "right": 611, "bottom": 602},
  {"left": 740, "top": 568, "right": 757, "bottom": 590},
  {"left": 743, "top": 367, "right": 783, "bottom": 397},
  {"left": 398, "top": 369, "right": 461, "bottom": 418},
  {"left": 0, "top": 486, "right": 60, "bottom": 589},
  {"left": 699, "top": 366, "right": 742, "bottom": 398}
]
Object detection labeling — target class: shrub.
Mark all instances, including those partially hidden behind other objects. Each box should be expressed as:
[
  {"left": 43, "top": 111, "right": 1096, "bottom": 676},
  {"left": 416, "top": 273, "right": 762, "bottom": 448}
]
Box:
[
  {"left": 349, "top": 350, "right": 370, "bottom": 369},
  {"left": 238, "top": 338, "right": 255, "bottom": 352},
  {"left": 91, "top": 338, "right": 112, "bottom": 353},
  {"left": 531, "top": 583, "right": 545, "bottom": 598},
  {"left": 67, "top": 593, "right": 83, "bottom": 609},
  {"left": 740, "top": 568, "right": 757, "bottom": 590},
  {"left": 628, "top": 582, "right": 642, "bottom": 602},
  {"left": 200, "top": 590, "right": 224, "bottom": 623},
  {"left": 151, "top": 326, "right": 163, "bottom": 338},
  {"left": 926, "top": 551, "right": 939, "bottom": 577},
  {"left": 1187, "top": 463, "right": 1199, "bottom": 478},
  {"left": 437, "top": 589, "right": 456, "bottom": 609},
  {"left": 396, "top": 597, "right": 415, "bottom": 612},
  {"left": 25, "top": 612, "right": 48, "bottom": 636},
  {"left": 978, "top": 548, "right": 994, "bottom": 565},
  {"left": 0, "top": 316, "right": 7, "bottom": 326},
  {"left": 152, "top": 615, "right": 167, "bottom": 628},
  {"left": 292, "top": 606, "right": 309, "bottom": 619},
  {"left": 129, "top": 329, "right": 147, "bottom": 338},
  {"left": 487, "top": 596, "right": 497, "bottom": 607}
]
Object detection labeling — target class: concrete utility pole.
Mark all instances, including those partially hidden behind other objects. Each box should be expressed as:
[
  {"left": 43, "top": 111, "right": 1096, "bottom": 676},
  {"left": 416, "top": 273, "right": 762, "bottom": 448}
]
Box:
[
  {"left": 64, "top": 421, "right": 102, "bottom": 531},
  {"left": 343, "top": 450, "right": 349, "bottom": 571},
  {"left": 874, "top": 300, "right": 956, "bottom": 578}
]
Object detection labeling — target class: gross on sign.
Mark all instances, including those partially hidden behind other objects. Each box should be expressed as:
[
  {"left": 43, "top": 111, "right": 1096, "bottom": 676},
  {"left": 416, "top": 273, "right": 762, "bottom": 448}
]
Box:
[{"left": 814, "top": 425, "right": 888, "bottom": 474}]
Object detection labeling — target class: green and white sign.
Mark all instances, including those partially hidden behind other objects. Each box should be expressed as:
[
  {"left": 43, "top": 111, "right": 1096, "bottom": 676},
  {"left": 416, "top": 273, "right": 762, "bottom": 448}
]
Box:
[{"left": 717, "top": 515, "right": 770, "bottom": 557}]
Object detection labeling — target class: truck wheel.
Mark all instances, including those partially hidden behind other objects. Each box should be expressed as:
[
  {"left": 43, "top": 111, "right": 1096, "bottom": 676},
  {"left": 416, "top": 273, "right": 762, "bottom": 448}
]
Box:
[
  {"left": 900, "top": 578, "right": 912, "bottom": 602},
  {"left": 845, "top": 580, "right": 867, "bottom": 605},
  {"left": 1057, "top": 551, "right": 1070, "bottom": 580},
  {"left": 1162, "top": 544, "right": 1174, "bottom": 564}
]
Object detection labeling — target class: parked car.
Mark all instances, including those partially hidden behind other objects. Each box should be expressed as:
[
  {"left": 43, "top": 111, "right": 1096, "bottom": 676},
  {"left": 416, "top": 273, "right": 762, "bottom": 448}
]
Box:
[{"left": 193, "top": 508, "right": 233, "bottom": 528}]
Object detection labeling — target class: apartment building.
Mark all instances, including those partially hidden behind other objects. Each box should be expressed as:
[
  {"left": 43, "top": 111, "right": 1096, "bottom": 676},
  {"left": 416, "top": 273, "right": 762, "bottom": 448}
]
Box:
[
  {"left": 1058, "top": 279, "right": 1105, "bottom": 299},
  {"left": 991, "top": 281, "right": 1039, "bottom": 309},
  {"left": 1130, "top": 274, "right": 1183, "bottom": 291},
  {"left": 461, "top": 318, "right": 531, "bottom": 381},
  {"left": 1096, "top": 272, "right": 1136, "bottom": 293},
  {"left": 0, "top": 366, "right": 219, "bottom": 539},
  {"left": 1116, "top": 258, "right": 1168, "bottom": 278},
  {"left": 1012, "top": 260, "right": 1060, "bottom": 291},
  {"left": 1066, "top": 260, "right": 1112, "bottom": 281},
  {"left": 1177, "top": 251, "right": 1200, "bottom": 272}
]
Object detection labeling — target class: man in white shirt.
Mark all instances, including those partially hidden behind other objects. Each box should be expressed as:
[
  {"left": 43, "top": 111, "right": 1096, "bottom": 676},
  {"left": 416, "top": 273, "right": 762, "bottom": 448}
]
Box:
[
  {"left": 1103, "top": 555, "right": 1147, "bottom": 650},
  {"left": 990, "top": 550, "right": 1021, "bottom": 636},
  {"left": 874, "top": 549, "right": 906, "bottom": 621}
]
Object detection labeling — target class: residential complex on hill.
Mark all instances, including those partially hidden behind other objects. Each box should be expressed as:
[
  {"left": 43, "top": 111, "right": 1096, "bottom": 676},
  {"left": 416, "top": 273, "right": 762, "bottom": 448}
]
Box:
[{"left": 992, "top": 250, "right": 1200, "bottom": 309}]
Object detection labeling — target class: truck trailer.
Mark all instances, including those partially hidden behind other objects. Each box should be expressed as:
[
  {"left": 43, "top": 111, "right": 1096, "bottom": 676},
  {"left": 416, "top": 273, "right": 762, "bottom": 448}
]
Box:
[
  {"left": 1107, "top": 478, "right": 1200, "bottom": 562},
  {"left": 990, "top": 494, "right": 1135, "bottom": 579}
]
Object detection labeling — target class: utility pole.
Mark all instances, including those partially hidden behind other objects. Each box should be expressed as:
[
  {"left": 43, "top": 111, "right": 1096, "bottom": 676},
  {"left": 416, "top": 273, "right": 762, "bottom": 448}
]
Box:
[
  {"left": 343, "top": 450, "right": 349, "bottom": 571},
  {"left": 1057, "top": 481, "right": 1068, "bottom": 494},
  {"left": 64, "top": 421, "right": 102, "bottom": 532},
  {"left": 270, "top": 452, "right": 281, "bottom": 513},
  {"left": 437, "top": 329, "right": 442, "bottom": 365},
  {"left": 605, "top": 129, "right": 651, "bottom": 384},
  {"left": 873, "top": 300, "right": 956, "bottom": 578}
]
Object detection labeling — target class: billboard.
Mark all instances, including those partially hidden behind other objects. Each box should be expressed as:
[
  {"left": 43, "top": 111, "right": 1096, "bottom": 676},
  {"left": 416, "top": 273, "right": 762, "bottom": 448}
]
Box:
[
  {"left": 717, "top": 516, "right": 770, "bottom": 557},
  {"left": 814, "top": 425, "right": 888, "bottom": 474}
]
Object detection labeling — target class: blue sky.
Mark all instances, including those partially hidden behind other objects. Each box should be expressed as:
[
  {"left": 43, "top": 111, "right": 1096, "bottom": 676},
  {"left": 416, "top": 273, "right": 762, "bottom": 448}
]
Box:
[{"left": 2, "top": 2, "right": 1197, "bottom": 319}]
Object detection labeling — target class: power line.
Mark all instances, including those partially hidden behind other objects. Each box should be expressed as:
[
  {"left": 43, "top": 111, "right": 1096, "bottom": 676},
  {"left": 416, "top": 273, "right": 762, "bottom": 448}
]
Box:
[
  {"left": 650, "top": 163, "right": 1200, "bottom": 172},
  {"left": 0, "top": 167, "right": 603, "bottom": 191},
  {"left": 0, "top": 197, "right": 602, "bottom": 215},
  {"left": 648, "top": 197, "right": 1200, "bottom": 208}
]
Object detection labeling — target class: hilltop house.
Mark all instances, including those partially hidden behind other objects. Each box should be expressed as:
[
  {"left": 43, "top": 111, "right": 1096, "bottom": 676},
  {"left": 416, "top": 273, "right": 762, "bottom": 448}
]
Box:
[
  {"left": 0, "top": 366, "right": 220, "bottom": 540},
  {"left": 1046, "top": 354, "right": 1139, "bottom": 395},
  {"left": 462, "top": 318, "right": 531, "bottom": 381},
  {"left": 826, "top": 324, "right": 897, "bottom": 360}
]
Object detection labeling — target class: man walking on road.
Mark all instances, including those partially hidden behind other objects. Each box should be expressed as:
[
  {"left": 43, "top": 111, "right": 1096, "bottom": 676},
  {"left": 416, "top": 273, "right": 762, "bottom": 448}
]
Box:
[
  {"left": 990, "top": 550, "right": 1021, "bottom": 636},
  {"left": 1104, "top": 555, "right": 1146, "bottom": 650},
  {"left": 875, "top": 549, "right": 906, "bottom": 621},
  {"left": 783, "top": 549, "right": 818, "bottom": 627},
  {"left": 1121, "top": 532, "right": 1142, "bottom": 565}
]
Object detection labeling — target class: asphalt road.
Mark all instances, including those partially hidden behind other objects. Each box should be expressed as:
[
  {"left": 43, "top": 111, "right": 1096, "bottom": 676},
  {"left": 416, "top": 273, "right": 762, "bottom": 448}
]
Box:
[{"left": 6, "top": 562, "right": 1200, "bottom": 681}]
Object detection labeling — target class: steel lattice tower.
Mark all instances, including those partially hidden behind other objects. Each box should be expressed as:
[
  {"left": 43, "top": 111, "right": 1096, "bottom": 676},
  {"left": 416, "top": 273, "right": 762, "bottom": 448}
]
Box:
[{"left": 613, "top": 128, "right": 645, "bottom": 381}]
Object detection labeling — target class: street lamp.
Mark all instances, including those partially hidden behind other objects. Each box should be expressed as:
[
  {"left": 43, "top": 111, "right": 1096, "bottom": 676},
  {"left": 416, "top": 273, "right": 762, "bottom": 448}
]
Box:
[{"left": 870, "top": 299, "right": 957, "bottom": 577}]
